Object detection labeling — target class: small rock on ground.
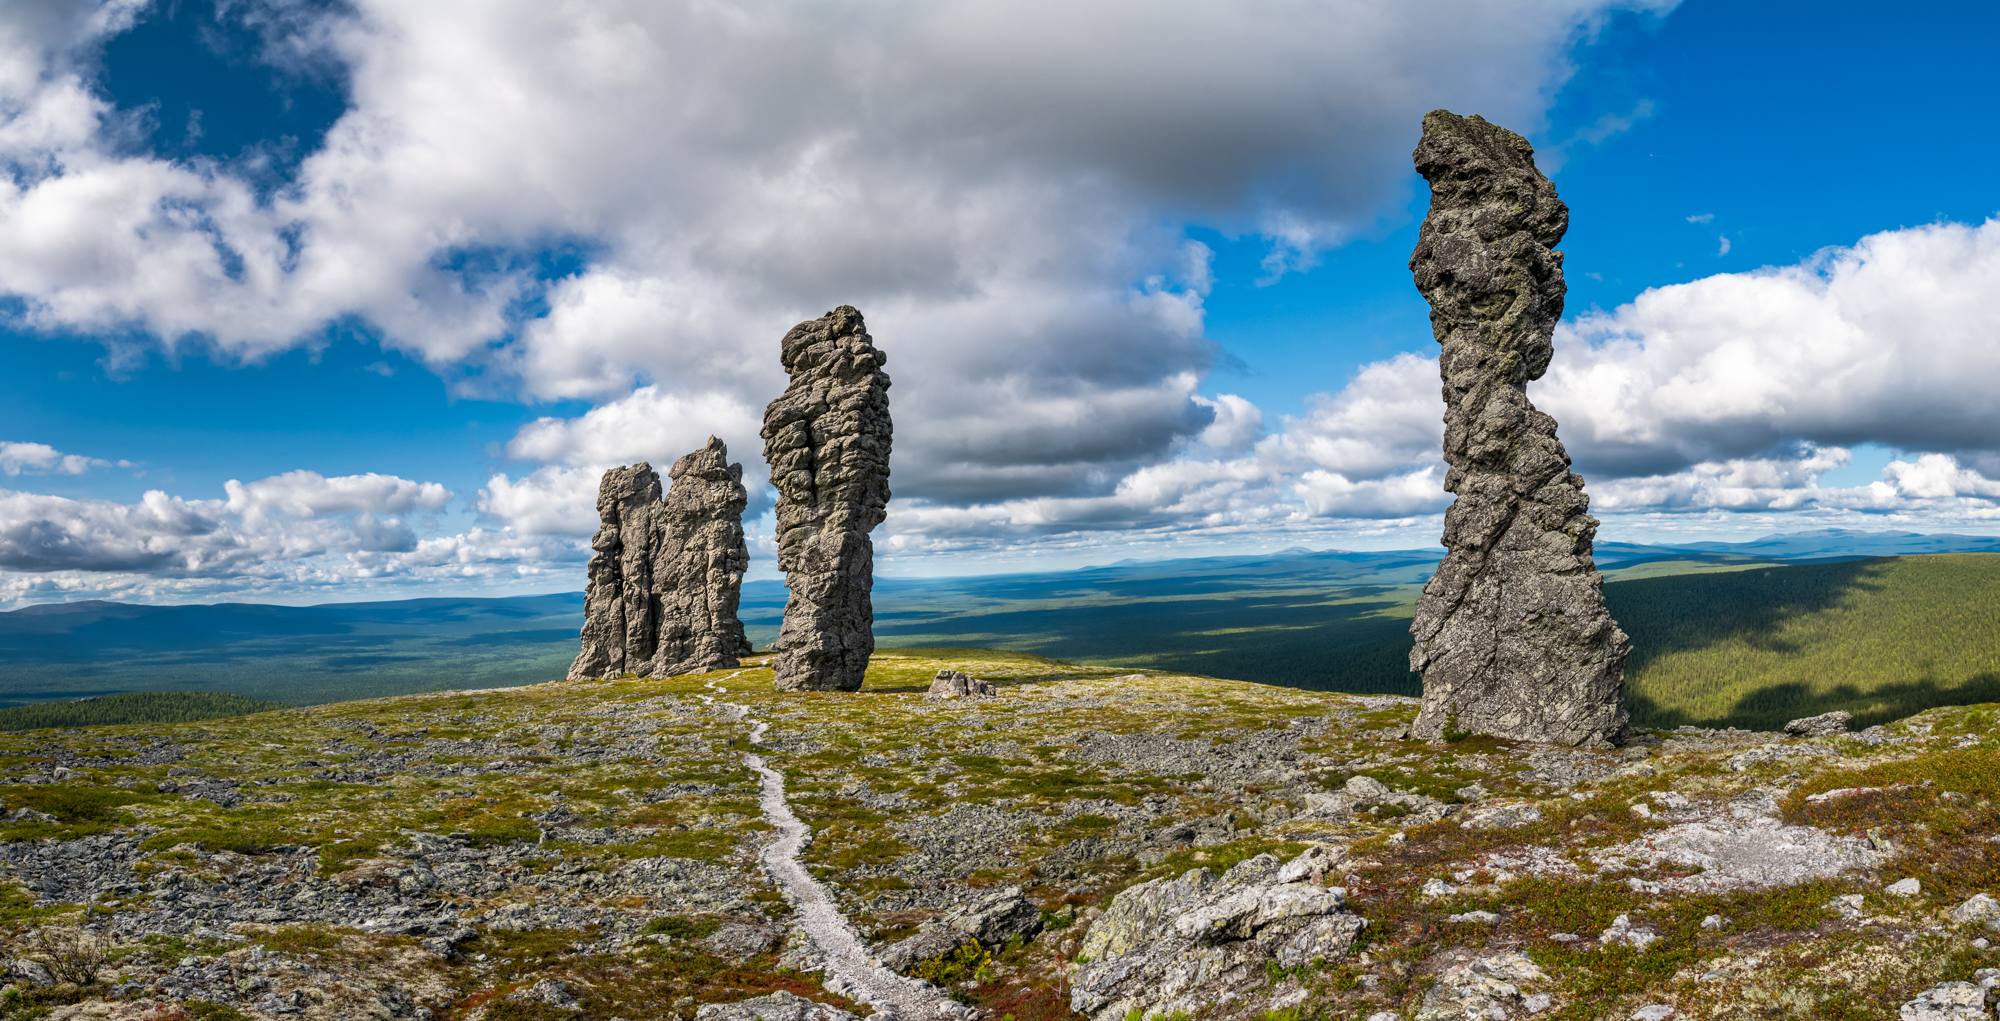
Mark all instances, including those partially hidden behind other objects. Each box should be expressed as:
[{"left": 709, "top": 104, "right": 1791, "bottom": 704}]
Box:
[{"left": 696, "top": 991, "right": 861, "bottom": 1021}]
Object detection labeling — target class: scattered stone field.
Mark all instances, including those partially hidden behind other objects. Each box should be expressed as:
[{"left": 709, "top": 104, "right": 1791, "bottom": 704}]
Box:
[{"left": 0, "top": 648, "right": 1997, "bottom": 1021}]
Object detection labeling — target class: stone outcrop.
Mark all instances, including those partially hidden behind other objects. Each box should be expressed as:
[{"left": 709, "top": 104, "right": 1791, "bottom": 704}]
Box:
[
  {"left": 696, "top": 991, "right": 859, "bottom": 1021},
  {"left": 569, "top": 437, "right": 752, "bottom": 680},
  {"left": 924, "top": 670, "right": 996, "bottom": 701},
  {"left": 874, "top": 885, "right": 1042, "bottom": 972},
  {"left": 1413, "top": 953, "right": 1552, "bottom": 1021},
  {"left": 1405, "top": 109, "right": 1630, "bottom": 748},
  {"left": 1784, "top": 710, "right": 1853, "bottom": 737},
  {"left": 1068, "top": 848, "right": 1362, "bottom": 1020},
  {"left": 761, "top": 305, "right": 893, "bottom": 692},
  {"left": 1897, "top": 981, "right": 1992, "bottom": 1021}
]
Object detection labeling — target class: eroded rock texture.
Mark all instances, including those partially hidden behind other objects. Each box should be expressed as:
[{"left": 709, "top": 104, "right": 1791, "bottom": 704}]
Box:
[
  {"left": 1068, "top": 848, "right": 1362, "bottom": 1021},
  {"left": 1406, "top": 110, "right": 1630, "bottom": 748},
  {"left": 568, "top": 437, "right": 752, "bottom": 680},
  {"left": 761, "top": 305, "right": 892, "bottom": 692}
]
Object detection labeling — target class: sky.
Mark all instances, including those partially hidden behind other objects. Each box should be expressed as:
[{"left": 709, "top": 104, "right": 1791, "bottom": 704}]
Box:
[{"left": 1, "top": 0, "right": 1998, "bottom": 607}]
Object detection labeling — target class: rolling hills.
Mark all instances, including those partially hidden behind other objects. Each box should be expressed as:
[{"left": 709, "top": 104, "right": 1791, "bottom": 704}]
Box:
[{"left": 2, "top": 530, "right": 1998, "bottom": 732}]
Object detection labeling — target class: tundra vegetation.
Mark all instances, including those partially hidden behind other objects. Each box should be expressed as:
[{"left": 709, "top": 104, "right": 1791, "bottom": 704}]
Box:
[
  {"left": 0, "top": 648, "right": 1993, "bottom": 1019},
  {"left": 7, "top": 552, "right": 2000, "bottom": 733}
]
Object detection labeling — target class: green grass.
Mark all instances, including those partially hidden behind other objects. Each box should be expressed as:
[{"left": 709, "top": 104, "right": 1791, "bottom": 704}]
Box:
[
  {"left": 0, "top": 785, "right": 164, "bottom": 841},
  {"left": 0, "top": 691, "right": 292, "bottom": 731},
  {"left": 1611, "top": 554, "right": 2000, "bottom": 729}
]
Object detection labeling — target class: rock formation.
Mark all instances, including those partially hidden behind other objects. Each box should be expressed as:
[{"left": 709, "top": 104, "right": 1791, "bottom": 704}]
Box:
[
  {"left": 1784, "top": 710, "right": 1852, "bottom": 737},
  {"left": 924, "top": 669, "right": 996, "bottom": 701},
  {"left": 1405, "top": 109, "right": 1630, "bottom": 748},
  {"left": 1068, "top": 847, "right": 1363, "bottom": 1020},
  {"left": 760, "top": 305, "right": 892, "bottom": 692},
  {"left": 872, "top": 886, "right": 1042, "bottom": 972},
  {"left": 568, "top": 437, "right": 752, "bottom": 680}
]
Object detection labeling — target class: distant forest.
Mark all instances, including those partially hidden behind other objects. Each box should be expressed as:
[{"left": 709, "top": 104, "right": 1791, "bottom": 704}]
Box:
[{"left": 0, "top": 691, "right": 290, "bottom": 731}]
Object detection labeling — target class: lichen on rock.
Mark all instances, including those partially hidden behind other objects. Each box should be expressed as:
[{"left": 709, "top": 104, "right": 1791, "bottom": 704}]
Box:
[
  {"left": 1405, "top": 109, "right": 1630, "bottom": 748},
  {"left": 925, "top": 670, "right": 996, "bottom": 701},
  {"left": 1069, "top": 847, "right": 1364, "bottom": 1020},
  {"left": 761, "top": 305, "right": 893, "bottom": 692},
  {"left": 569, "top": 437, "right": 752, "bottom": 680}
]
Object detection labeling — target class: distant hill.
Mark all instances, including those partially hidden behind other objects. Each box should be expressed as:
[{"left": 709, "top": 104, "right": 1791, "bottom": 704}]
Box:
[
  {"left": 0, "top": 594, "right": 584, "bottom": 707},
  {"left": 1611, "top": 553, "right": 2000, "bottom": 730},
  {"left": 4, "top": 530, "right": 1999, "bottom": 730}
]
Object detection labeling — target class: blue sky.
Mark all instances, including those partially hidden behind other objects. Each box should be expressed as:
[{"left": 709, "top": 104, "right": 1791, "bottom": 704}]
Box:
[{"left": 2, "top": 0, "right": 1998, "bottom": 605}]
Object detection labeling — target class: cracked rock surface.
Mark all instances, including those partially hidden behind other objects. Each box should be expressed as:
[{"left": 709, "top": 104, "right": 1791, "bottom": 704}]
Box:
[
  {"left": 1405, "top": 109, "right": 1630, "bottom": 749},
  {"left": 1069, "top": 848, "right": 1363, "bottom": 1020},
  {"left": 571, "top": 438, "right": 753, "bottom": 680},
  {"left": 761, "top": 306, "right": 893, "bottom": 693}
]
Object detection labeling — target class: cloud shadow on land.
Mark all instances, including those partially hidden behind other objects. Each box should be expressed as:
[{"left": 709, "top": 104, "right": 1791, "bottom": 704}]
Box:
[
  {"left": 1609, "top": 555, "right": 2000, "bottom": 732},
  {"left": 1606, "top": 559, "right": 1886, "bottom": 667},
  {"left": 866, "top": 591, "right": 1423, "bottom": 698}
]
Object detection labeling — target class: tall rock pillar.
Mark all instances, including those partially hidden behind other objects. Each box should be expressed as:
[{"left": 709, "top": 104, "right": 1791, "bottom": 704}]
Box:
[
  {"left": 761, "top": 305, "right": 892, "bottom": 692},
  {"left": 652, "top": 438, "right": 754, "bottom": 672},
  {"left": 1405, "top": 110, "right": 1630, "bottom": 748},
  {"left": 568, "top": 437, "right": 752, "bottom": 681}
]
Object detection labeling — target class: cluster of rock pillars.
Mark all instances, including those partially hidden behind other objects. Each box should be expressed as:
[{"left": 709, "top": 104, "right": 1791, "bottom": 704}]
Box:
[
  {"left": 572, "top": 110, "right": 1631, "bottom": 748},
  {"left": 569, "top": 305, "right": 892, "bottom": 693}
]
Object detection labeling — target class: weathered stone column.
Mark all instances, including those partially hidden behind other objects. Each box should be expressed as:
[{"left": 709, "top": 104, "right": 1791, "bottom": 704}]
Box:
[
  {"left": 649, "top": 437, "right": 753, "bottom": 674},
  {"left": 1405, "top": 110, "right": 1630, "bottom": 748},
  {"left": 568, "top": 437, "right": 752, "bottom": 680},
  {"left": 760, "top": 305, "right": 892, "bottom": 692}
]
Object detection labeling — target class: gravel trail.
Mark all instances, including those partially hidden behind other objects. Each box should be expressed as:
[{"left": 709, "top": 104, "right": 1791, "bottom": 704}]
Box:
[{"left": 700, "top": 676, "right": 965, "bottom": 1020}]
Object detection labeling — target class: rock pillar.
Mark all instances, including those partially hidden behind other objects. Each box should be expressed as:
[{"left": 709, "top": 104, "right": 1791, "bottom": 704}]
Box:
[
  {"left": 760, "top": 305, "right": 892, "bottom": 692},
  {"left": 568, "top": 437, "right": 752, "bottom": 680},
  {"left": 1405, "top": 110, "right": 1630, "bottom": 748}
]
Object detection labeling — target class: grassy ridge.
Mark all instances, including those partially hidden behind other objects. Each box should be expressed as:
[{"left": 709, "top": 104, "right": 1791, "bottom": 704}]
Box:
[
  {"left": 4, "top": 551, "right": 1999, "bottom": 734},
  {"left": 873, "top": 587, "right": 1425, "bottom": 696},
  {"left": 1611, "top": 553, "right": 2000, "bottom": 730},
  {"left": 0, "top": 691, "right": 291, "bottom": 731}
]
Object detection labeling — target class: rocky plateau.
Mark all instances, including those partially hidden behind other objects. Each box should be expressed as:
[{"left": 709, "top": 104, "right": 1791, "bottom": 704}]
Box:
[{"left": 0, "top": 650, "right": 1997, "bottom": 1021}]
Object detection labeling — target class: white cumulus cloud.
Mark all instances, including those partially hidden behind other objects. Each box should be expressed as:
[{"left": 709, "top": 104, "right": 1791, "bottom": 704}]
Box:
[
  {"left": 0, "top": 440, "right": 122, "bottom": 476},
  {"left": 0, "top": 0, "right": 1676, "bottom": 515},
  {"left": 1542, "top": 218, "right": 2000, "bottom": 479}
]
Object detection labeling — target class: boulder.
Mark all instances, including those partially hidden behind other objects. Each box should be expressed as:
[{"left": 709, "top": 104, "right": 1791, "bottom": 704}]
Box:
[
  {"left": 1950, "top": 893, "right": 2000, "bottom": 933},
  {"left": 877, "top": 885, "right": 1042, "bottom": 972},
  {"left": 1459, "top": 803, "right": 1544, "bottom": 830},
  {"left": 6, "top": 959, "right": 53, "bottom": 987},
  {"left": 925, "top": 670, "right": 997, "bottom": 701},
  {"left": 1598, "top": 914, "right": 1660, "bottom": 949},
  {"left": 697, "top": 991, "right": 860, "bottom": 1021},
  {"left": 1344, "top": 775, "right": 1393, "bottom": 803},
  {"left": 508, "top": 978, "right": 580, "bottom": 1011},
  {"left": 1898, "top": 981, "right": 1987, "bottom": 1021},
  {"left": 1403, "top": 109, "right": 1630, "bottom": 749},
  {"left": 1784, "top": 711, "right": 1853, "bottom": 737},
  {"left": 703, "top": 923, "right": 783, "bottom": 961},
  {"left": 1414, "top": 953, "right": 1550, "bottom": 1021},
  {"left": 1069, "top": 851, "right": 1365, "bottom": 1020},
  {"left": 761, "top": 306, "right": 893, "bottom": 692}
]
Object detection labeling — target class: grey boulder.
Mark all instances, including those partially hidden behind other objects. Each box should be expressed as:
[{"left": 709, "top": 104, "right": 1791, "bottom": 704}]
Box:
[
  {"left": 1898, "top": 982, "right": 1987, "bottom": 1021},
  {"left": 925, "top": 670, "right": 997, "bottom": 701},
  {"left": 877, "top": 885, "right": 1043, "bottom": 973},
  {"left": 1950, "top": 893, "right": 2000, "bottom": 933},
  {"left": 1784, "top": 710, "right": 1853, "bottom": 737},
  {"left": 697, "top": 991, "right": 860, "bottom": 1021},
  {"left": 1069, "top": 850, "right": 1364, "bottom": 1020}
]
